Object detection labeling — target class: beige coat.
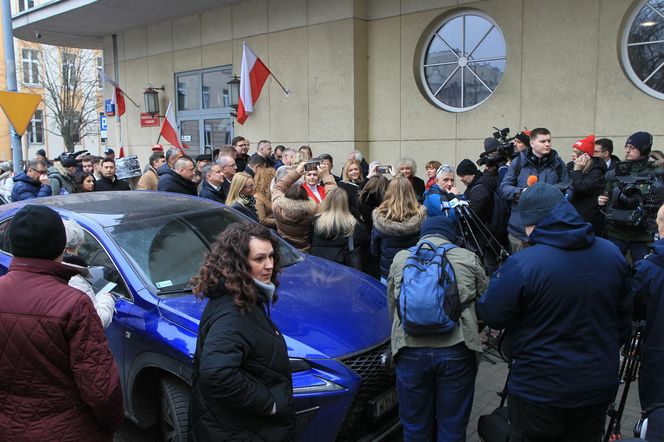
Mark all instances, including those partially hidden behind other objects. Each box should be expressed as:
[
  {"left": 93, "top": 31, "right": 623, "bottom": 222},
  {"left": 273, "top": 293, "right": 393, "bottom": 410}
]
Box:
[
  {"left": 136, "top": 167, "right": 158, "bottom": 191},
  {"left": 255, "top": 191, "right": 277, "bottom": 228}
]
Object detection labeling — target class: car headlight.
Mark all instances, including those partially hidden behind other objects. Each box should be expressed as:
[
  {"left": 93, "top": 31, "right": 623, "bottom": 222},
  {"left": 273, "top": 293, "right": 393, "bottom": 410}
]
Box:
[
  {"left": 289, "top": 358, "right": 345, "bottom": 393},
  {"left": 293, "top": 377, "right": 344, "bottom": 394}
]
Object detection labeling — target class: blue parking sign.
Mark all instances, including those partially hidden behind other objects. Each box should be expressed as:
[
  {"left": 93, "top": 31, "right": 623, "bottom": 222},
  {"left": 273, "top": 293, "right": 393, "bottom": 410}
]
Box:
[{"left": 100, "top": 115, "right": 108, "bottom": 131}]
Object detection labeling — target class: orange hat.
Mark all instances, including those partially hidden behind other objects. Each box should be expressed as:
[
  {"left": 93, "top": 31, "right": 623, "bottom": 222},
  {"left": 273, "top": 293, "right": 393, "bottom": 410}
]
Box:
[{"left": 573, "top": 135, "right": 595, "bottom": 157}]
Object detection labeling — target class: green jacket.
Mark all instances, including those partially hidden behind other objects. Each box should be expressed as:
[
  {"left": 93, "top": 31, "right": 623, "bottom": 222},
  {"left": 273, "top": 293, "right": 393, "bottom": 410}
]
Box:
[
  {"left": 605, "top": 158, "right": 663, "bottom": 242},
  {"left": 387, "top": 234, "right": 487, "bottom": 362}
]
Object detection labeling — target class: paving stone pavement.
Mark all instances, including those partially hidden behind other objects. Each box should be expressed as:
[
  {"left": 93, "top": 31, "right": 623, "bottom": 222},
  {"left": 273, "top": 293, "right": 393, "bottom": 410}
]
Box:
[{"left": 116, "top": 350, "right": 643, "bottom": 442}]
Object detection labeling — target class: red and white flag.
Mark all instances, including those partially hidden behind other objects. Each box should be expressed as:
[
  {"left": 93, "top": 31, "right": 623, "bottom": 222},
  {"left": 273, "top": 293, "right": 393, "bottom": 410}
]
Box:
[
  {"left": 159, "top": 101, "right": 183, "bottom": 149},
  {"left": 237, "top": 42, "right": 271, "bottom": 125},
  {"left": 100, "top": 71, "right": 126, "bottom": 117}
]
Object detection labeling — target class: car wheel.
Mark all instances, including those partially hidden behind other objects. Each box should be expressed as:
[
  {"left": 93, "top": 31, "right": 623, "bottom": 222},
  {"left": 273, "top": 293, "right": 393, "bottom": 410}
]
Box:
[{"left": 159, "top": 376, "right": 190, "bottom": 442}]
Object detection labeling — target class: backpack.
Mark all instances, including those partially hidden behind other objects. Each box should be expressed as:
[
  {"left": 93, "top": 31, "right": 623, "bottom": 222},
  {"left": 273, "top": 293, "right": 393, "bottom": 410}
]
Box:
[{"left": 397, "top": 240, "right": 466, "bottom": 336}]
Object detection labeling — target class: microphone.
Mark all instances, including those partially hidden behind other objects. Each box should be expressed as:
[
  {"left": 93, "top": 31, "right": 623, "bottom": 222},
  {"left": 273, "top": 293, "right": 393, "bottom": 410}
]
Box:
[{"left": 527, "top": 175, "right": 538, "bottom": 187}]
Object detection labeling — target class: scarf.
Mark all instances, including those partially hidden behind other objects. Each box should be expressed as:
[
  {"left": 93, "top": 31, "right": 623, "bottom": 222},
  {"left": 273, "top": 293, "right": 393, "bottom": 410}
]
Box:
[
  {"left": 252, "top": 277, "right": 276, "bottom": 303},
  {"left": 239, "top": 194, "right": 256, "bottom": 210}
]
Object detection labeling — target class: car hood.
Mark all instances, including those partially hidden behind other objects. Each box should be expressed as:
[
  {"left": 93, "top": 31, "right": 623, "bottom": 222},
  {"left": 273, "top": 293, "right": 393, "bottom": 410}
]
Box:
[{"left": 158, "top": 255, "right": 391, "bottom": 359}]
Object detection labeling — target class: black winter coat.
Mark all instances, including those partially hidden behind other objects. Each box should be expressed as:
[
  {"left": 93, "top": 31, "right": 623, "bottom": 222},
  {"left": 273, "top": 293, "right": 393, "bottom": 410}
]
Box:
[
  {"left": 371, "top": 210, "right": 424, "bottom": 279},
  {"left": 569, "top": 157, "right": 606, "bottom": 233},
  {"left": 310, "top": 218, "right": 370, "bottom": 266},
  {"left": 157, "top": 168, "right": 198, "bottom": 196},
  {"left": 408, "top": 176, "right": 425, "bottom": 200},
  {"left": 189, "top": 288, "right": 295, "bottom": 441},
  {"left": 94, "top": 175, "right": 130, "bottom": 191},
  {"left": 199, "top": 180, "right": 227, "bottom": 204},
  {"left": 464, "top": 171, "right": 498, "bottom": 223},
  {"left": 230, "top": 201, "right": 260, "bottom": 222}
]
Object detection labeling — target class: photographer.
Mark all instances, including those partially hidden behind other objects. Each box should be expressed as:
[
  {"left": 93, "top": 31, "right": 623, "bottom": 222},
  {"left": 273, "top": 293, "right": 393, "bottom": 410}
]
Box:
[
  {"left": 499, "top": 127, "right": 569, "bottom": 253},
  {"left": 598, "top": 131, "right": 663, "bottom": 262}
]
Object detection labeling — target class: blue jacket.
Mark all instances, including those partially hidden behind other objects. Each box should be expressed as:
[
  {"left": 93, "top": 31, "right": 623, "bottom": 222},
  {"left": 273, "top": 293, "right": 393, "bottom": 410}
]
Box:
[
  {"left": 478, "top": 202, "right": 631, "bottom": 408},
  {"left": 11, "top": 173, "right": 52, "bottom": 201},
  {"left": 423, "top": 184, "right": 451, "bottom": 218},
  {"left": 499, "top": 149, "right": 569, "bottom": 241},
  {"left": 632, "top": 238, "right": 664, "bottom": 409}
]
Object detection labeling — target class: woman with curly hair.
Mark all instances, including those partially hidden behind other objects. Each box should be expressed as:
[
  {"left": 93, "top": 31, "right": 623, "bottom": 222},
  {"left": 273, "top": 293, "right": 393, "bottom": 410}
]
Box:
[
  {"left": 371, "top": 176, "right": 426, "bottom": 281},
  {"left": 72, "top": 172, "right": 95, "bottom": 193},
  {"left": 225, "top": 172, "right": 259, "bottom": 222},
  {"left": 188, "top": 222, "right": 294, "bottom": 441}
]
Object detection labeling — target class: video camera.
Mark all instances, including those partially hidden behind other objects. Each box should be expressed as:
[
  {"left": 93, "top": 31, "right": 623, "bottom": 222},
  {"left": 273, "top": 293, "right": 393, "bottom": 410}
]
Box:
[
  {"left": 607, "top": 161, "right": 664, "bottom": 230},
  {"left": 477, "top": 127, "right": 516, "bottom": 167}
]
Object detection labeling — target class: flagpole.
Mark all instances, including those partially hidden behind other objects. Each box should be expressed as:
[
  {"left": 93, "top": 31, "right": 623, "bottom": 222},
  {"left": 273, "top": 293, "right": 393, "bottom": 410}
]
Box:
[
  {"left": 269, "top": 72, "right": 289, "bottom": 97},
  {"left": 120, "top": 91, "right": 140, "bottom": 108}
]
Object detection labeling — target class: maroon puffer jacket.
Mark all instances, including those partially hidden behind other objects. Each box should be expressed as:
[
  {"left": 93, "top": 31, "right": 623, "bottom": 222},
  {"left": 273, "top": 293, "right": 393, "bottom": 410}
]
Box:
[{"left": 0, "top": 257, "right": 124, "bottom": 441}]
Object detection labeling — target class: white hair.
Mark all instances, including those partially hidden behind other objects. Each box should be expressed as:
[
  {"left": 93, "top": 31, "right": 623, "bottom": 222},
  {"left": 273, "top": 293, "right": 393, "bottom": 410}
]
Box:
[
  {"left": 396, "top": 157, "right": 417, "bottom": 175},
  {"left": 348, "top": 149, "right": 364, "bottom": 162},
  {"left": 63, "top": 219, "right": 85, "bottom": 249},
  {"left": 436, "top": 164, "right": 455, "bottom": 179}
]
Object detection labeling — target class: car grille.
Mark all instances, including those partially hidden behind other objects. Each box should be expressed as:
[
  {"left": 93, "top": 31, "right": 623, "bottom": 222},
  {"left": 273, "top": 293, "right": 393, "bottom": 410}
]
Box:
[{"left": 336, "top": 341, "right": 397, "bottom": 441}]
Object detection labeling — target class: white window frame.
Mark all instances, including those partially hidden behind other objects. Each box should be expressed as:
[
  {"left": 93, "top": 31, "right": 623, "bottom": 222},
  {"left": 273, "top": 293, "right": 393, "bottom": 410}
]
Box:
[
  {"left": 417, "top": 9, "right": 507, "bottom": 113},
  {"left": 18, "top": 0, "right": 35, "bottom": 13},
  {"left": 28, "top": 109, "right": 44, "bottom": 145},
  {"left": 621, "top": 0, "right": 664, "bottom": 100},
  {"left": 21, "top": 48, "right": 39, "bottom": 85}
]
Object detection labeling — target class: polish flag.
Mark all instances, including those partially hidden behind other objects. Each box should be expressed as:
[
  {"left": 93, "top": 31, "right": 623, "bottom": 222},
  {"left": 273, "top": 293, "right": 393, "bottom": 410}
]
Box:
[
  {"left": 118, "top": 147, "right": 125, "bottom": 158},
  {"left": 237, "top": 42, "right": 271, "bottom": 125},
  {"left": 159, "top": 101, "right": 183, "bottom": 149},
  {"left": 100, "top": 71, "right": 126, "bottom": 117}
]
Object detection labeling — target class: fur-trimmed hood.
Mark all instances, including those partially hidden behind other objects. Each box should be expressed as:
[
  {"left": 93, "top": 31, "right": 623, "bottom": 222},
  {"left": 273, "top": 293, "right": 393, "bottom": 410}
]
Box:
[
  {"left": 372, "top": 210, "right": 424, "bottom": 236},
  {"left": 274, "top": 197, "right": 316, "bottom": 222}
]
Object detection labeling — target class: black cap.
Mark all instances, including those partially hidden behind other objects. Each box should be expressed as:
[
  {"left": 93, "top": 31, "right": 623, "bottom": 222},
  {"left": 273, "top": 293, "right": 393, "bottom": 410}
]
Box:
[
  {"left": 626, "top": 131, "right": 653, "bottom": 157},
  {"left": 9, "top": 205, "right": 66, "bottom": 260},
  {"left": 456, "top": 159, "right": 478, "bottom": 176},
  {"left": 515, "top": 132, "right": 531, "bottom": 146},
  {"left": 60, "top": 157, "right": 78, "bottom": 168},
  {"left": 104, "top": 148, "right": 115, "bottom": 155},
  {"left": 36, "top": 149, "right": 46, "bottom": 158},
  {"left": 195, "top": 154, "right": 212, "bottom": 163}
]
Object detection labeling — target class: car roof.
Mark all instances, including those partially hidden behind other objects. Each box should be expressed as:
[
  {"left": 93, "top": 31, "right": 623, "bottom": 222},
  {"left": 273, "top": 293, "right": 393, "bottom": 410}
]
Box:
[{"left": 1, "top": 191, "right": 222, "bottom": 227}]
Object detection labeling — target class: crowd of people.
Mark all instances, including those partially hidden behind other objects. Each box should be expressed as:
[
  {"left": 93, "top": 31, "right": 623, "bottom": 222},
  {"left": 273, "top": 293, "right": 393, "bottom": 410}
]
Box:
[{"left": 1, "top": 127, "right": 663, "bottom": 441}]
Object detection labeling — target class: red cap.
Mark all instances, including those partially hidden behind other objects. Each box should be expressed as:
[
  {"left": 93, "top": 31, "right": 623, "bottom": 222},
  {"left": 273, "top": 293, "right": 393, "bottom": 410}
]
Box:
[
  {"left": 152, "top": 144, "right": 164, "bottom": 152},
  {"left": 572, "top": 135, "right": 595, "bottom": 157}
]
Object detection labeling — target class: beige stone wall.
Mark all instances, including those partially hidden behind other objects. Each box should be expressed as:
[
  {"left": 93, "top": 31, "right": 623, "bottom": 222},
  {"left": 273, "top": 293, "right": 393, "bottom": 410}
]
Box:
[{"left": 103, "top": 0, "right": 663, "bottom": 179}]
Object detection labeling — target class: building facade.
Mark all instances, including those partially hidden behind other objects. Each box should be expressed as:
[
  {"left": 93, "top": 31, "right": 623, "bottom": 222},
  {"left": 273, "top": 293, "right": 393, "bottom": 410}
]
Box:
[
  {"left": 11, "top": 0, "right": 105, "bottom": 162},
  {"left": 12, "top": 0, "right": 664, "bottom": 177}
]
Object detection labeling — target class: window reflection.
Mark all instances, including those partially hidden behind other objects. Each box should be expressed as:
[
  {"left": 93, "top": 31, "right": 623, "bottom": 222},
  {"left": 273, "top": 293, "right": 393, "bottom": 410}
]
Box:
[
  {"left": 626, "top": 0, "right": 664, "bottom": 95},
  {"left": 421, "top": 12, "right": 506, "bottom": 112}
]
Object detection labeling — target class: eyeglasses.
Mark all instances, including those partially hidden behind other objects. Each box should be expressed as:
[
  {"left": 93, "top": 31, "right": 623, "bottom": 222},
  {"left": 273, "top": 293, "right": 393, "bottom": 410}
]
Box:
[
  {"left": 237, "top": 143, "right": 249, "bottom": 148},
  {"left": 31, "top": 167, "right": 48, "bottom": 174}
]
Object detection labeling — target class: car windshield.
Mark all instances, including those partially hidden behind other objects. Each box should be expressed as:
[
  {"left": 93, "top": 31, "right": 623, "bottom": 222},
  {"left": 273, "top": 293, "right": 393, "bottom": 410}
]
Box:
[{"left": 105, "top": 206, "right": 302, "bottom": 294}]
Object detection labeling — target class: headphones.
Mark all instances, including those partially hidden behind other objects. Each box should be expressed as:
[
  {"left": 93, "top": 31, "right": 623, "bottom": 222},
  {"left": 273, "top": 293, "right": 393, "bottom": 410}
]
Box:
[{"left": 634, "top": 403, "right": 664, "bottom": 439}]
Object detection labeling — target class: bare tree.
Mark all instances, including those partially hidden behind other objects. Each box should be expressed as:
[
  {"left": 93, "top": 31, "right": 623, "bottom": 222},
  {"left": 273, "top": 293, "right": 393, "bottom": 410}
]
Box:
[{"left": 21, "top": 45, "right": 101, "bottom": 152}]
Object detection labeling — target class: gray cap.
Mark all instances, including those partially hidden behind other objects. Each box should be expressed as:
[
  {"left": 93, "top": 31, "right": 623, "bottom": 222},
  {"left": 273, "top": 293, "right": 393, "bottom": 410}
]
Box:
[{"left": 518, "top": 182, "right": 564, "bottom": 226}]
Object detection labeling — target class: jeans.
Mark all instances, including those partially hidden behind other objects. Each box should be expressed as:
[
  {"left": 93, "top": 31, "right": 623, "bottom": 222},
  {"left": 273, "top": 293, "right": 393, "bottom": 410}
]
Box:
[
  {"left": 608, "top": 238, "right": 650, "bottom": 263},
  {"left": 396, "top": 344, "right": 477, "bottom": 442},
  {"left": 507, "top": 395, "right": 609, "bottom": 442}
]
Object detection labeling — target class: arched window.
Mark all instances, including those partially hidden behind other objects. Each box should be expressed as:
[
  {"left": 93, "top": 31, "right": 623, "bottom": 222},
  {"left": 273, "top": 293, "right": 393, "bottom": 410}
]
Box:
[
  {"left": 417, "top": 10, "right": 507, "bottom": 112},
  {"left": 621, "top": 0, "right": 664, "bottom": 99}
]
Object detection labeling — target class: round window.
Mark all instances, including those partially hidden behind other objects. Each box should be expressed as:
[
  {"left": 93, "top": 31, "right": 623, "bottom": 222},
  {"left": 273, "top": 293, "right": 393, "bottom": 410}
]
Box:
[
  {"left": 417, "top": 10, "right": 507, "bottom": 112},
  {"left": 621, "top": 0, "right": 664, "bottom": 99}
]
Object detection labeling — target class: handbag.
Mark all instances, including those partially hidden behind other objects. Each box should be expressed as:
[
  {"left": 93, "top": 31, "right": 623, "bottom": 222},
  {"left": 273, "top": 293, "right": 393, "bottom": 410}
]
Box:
[{"left": 343, "top": 233, "right": 363, "bottom": 271}]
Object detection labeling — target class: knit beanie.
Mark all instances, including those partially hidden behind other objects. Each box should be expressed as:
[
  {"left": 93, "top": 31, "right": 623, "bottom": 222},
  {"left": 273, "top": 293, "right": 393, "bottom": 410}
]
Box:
[
  {"left": 518, "top": 182, "right": 564, "bottom": 226},
  {"left": 514, "top": 131, "right": 531, "bottom": 146},
  {"left": 573, "top": 134, "right": 595, "bottom": 157},
  {"left": 36, "top": 148, "right": 46, "bottom": 158},
  {"left": 9, "top": 205, "right": 66, "bottom": 260},
  {"left": 484, "top": 137, "right": 500, "bottom": 153},
  {"left": 626, "top": 131, "right": 653, "bottom": 157},
  {"left": 456, "top": 159, "right": 478, "bottom": 176},
  {"left": 420, "top": 215, "right": 457, "bottom": 243}
]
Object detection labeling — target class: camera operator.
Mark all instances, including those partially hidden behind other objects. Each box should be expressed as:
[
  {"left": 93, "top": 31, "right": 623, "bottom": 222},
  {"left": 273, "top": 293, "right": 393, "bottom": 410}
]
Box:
[
  {"left": 632, "top": 203, "right": 664, "bottom": 410},
  {"left": 598, "top": 131, "right": 663, "bottom": 262},
  {"left": 499, "top": 127, "right": 570, "bottom": 253}
]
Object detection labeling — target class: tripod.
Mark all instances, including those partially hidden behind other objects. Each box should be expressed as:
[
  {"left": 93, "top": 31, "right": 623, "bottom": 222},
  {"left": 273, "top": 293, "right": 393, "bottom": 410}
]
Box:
[{"left": 604, "top": 321, "right": 644, "bottom": 442}]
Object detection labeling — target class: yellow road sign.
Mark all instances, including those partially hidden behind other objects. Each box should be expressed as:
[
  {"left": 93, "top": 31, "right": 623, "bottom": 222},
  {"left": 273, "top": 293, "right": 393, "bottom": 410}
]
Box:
[{"left": 0, "top": 91, "right": 42, "bottom": 136}]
